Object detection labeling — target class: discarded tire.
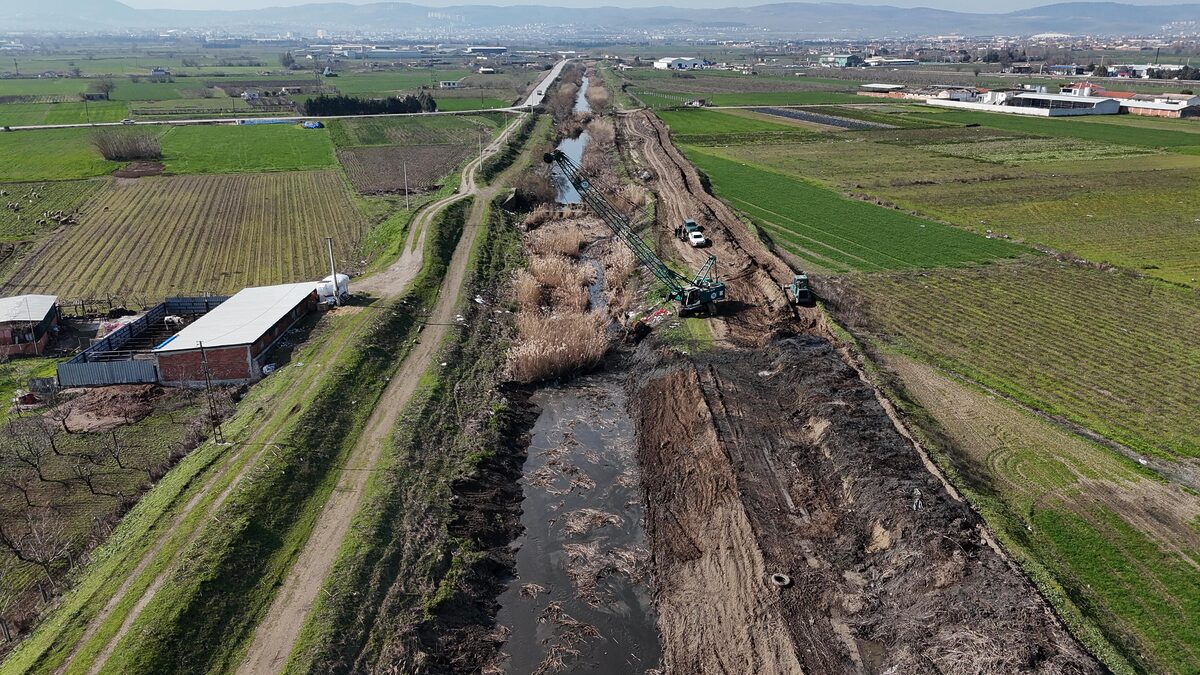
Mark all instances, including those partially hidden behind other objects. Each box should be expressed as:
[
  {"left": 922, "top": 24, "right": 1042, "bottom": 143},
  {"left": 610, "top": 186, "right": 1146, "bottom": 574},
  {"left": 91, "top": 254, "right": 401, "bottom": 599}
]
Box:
[{"left": 769, "top": 573, "right": 792, "bottom": 588}]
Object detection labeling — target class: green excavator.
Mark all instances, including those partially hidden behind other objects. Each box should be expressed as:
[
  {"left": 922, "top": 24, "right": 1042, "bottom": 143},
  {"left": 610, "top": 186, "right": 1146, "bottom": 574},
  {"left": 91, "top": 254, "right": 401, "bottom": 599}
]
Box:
[{"left": 544, "top": 149, "right": 726, "bottom": 316}]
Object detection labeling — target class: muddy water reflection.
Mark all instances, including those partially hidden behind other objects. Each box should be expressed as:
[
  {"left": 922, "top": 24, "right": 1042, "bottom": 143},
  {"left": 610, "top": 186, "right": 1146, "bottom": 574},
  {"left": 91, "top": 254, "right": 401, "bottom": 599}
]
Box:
[{"left": 495, "top": 378, "right": 661, "bottom": 674}]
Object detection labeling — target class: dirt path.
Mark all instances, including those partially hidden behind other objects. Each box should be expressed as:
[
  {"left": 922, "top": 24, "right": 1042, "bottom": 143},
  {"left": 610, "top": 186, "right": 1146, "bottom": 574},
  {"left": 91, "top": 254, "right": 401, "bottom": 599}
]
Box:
[
  {"left": 234, "top": 119, "right": 519, "bottom": 675},
  {"left": 620, "top": 109, "right": 1102, "bottom": 672}
]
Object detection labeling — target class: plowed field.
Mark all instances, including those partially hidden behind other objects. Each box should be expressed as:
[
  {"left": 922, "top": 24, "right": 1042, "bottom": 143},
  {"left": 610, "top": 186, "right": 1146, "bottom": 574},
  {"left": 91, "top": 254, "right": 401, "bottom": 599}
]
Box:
[{"left": 2, "top": 171, "right": 365, "bottom": 299}]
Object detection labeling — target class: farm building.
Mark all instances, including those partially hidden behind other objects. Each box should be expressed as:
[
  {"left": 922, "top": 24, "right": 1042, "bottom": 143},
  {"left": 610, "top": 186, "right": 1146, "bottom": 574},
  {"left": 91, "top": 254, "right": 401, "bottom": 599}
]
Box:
[
  {"left": 654, "top": 57, "right": 703, "bottom": 71},
  {"left": 1121, "top": 93, "right": 1200, "bottom": 118},
  {"left": 926, "top": 92, "right": 1119, "bottom": 116},
  {"left": 466, "top": 46, "right": 508, "bottom": 56},
  {"left": 858, "top": 83, "right": 907, "bottom": 97},
  {"left": 0, "top": 295, "right": 58, "bottom": 357},
  {"left": 56, "top": 296, "right": 227, "bottom": 387},
  {"left": 1058, "top": 82, "right": 1200, "bottom": 117},
  {"left": 153, "top": 283, "right": 319, "bottom": 387},
  {"left": 864, "top": 57, "right": 919, "bottom": 67}
]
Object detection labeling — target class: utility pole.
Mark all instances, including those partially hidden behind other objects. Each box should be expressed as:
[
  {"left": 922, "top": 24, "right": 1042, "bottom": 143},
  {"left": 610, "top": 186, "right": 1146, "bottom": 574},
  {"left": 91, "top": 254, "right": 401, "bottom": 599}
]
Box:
[
  {"left": 198, "top": 341, "right": 225, "bottom": 444},
  {"left": 325, "top": 236, "right": 340, "bottom": 306}
]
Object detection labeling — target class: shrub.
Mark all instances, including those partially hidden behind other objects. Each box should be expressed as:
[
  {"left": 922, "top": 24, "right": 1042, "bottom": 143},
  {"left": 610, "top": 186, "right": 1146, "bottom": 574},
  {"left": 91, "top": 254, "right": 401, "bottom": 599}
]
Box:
[
  {"left": 529, "top": 255, "right": 592, "bottom": 291},
  {"left": 92, "top": 130, "right": 162, "bottom": 161}
]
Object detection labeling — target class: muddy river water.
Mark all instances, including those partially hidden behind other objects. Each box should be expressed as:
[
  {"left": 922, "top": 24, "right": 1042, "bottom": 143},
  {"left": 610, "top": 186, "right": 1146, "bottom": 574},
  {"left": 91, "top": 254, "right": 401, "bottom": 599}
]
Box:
[{"left": 495, "top": 380, "right": 661, "bottom": 673}]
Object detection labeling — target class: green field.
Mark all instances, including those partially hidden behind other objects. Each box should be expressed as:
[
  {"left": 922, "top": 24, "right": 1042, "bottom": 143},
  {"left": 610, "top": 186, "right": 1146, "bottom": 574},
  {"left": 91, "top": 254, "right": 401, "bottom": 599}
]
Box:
[
  {"left": 0, "top": 128, "right": 121, "bottom": 181},
  {"left": 705, "top": 121, "right": 1200, "bottom": 286},
  {"left": 329, "top": 113, "right": 503, "bottom": 147},
  {"left": 836, "top": 260, "right": 1200, "bottom": 459},
  {"left": 0, "top": 179, "right": 107, "bottom": 241},
  {"left": 159, "top": 124, "right": 337, "bottom": 174},
  {"left": 331, "top": 70, "right": 473, "bottom": 96},
  {"left": 883, "top": 351, "right": 1200, "bottom": 675},
  {"left": 0, "top": 101, "right": 129, "bottom": 126},
  {"left": 909, "top": 108, "right": 1200, "bottom": 151},
  {"left": 683, "top": 147, "right": 1021, "bottom": 272}
]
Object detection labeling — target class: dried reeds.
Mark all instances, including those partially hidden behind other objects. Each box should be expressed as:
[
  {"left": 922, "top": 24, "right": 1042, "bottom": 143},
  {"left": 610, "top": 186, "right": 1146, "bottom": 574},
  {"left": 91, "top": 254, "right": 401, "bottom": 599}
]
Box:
[
  {"left": 530, "top": 227, "right": 586, "bottom": 258},
  {"left": 513, "top": 269, "right": 542, "bottom": 312},
  {"left": 508, "top": 312, "right": 608, "bottom": 383}
]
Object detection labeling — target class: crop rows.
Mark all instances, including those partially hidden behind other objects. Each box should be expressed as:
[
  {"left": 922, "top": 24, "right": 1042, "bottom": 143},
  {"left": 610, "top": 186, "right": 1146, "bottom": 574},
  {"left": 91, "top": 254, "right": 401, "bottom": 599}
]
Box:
[
  {"left": 685, "top": 148, "right": 1019, "bottom": 271},
  {"left": 0, "top": 179, "right": 105, "bottom": 241},
  {"left": 845, "top": 260, "right": 1200, "bottom": 458},
  {"left": 337, "top": 145, "right": 473, "bottom": 195},
  {"left": 4, "top": 171, "right": 365, "bottom": 299}
]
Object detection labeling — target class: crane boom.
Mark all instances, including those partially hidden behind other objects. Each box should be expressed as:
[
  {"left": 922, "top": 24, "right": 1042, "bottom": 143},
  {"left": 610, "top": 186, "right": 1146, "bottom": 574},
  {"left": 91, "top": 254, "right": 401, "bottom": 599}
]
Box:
[{"left": 544, "top": 149, "right": 726, "bottom": 314}]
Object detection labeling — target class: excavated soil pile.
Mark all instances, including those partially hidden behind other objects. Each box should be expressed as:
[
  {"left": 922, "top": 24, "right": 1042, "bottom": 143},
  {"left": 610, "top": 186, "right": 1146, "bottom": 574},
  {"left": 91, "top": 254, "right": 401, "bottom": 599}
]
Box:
[
  {"left": 56, "top": 384, "right": 165, "bottom": 432},
  {"left": 632, "top": 338, "right": 1102, "bottom": 674}
]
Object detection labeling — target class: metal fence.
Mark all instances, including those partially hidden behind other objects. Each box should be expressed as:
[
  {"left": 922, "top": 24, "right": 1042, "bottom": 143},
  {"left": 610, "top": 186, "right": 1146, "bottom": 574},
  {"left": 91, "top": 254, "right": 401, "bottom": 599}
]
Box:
[{"left": 56, "top": 296, "right": 228, "bottom": 388}]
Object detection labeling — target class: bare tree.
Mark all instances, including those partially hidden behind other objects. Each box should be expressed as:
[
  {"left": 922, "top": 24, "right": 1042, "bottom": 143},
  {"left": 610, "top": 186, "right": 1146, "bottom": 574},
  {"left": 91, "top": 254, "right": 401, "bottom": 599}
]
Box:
[
  {"left": 0, "top": 464, "right": 40, "bottom": 508},
  {"left": 0, "top": 510, "right": 71, "bottom": 585},
  {"left": 70, "top": 463, "right": 121, "bottom": 499}
]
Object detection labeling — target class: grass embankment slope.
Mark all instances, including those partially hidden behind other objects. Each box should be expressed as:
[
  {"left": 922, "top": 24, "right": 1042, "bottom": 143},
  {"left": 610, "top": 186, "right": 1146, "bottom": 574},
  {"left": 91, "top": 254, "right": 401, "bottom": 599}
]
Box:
[{"left": 287, "top": 199, "right": 524, "bottom": 673}]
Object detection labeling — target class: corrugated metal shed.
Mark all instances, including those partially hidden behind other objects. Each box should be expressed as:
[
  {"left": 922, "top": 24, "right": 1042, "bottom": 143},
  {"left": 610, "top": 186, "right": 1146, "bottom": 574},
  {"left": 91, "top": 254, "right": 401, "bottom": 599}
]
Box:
[
  {"left": 153, "top": 283, "right": 316, "bottom": 353},
  {"left": 0, "top": 295, "right": 57, "bottom": 324}
]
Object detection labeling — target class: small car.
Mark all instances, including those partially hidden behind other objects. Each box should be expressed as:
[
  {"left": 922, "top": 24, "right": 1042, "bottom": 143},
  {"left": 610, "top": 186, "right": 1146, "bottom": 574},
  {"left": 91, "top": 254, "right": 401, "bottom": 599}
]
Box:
[
  {"left": 120, "top": 119, "right": 136, "bottom": 125},
  {"left": 688, "top": 231, "right": 708, "bottom": 248}
]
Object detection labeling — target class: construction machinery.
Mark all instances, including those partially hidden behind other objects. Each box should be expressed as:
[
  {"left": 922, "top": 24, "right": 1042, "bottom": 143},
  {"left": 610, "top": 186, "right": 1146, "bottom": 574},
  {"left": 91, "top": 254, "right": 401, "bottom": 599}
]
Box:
[
  {"left": 786, "top": 272, "right": 813, "bottom": 306},
  {"left": 544, "top": 149, "right": 726, "bottom": 316}
]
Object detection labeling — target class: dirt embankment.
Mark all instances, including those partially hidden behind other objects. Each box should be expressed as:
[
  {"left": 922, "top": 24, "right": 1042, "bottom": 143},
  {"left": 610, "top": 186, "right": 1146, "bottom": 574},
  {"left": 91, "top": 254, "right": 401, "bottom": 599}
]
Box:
[{"left": 621, "top": 109, "right": 1102, "bottom": 672}]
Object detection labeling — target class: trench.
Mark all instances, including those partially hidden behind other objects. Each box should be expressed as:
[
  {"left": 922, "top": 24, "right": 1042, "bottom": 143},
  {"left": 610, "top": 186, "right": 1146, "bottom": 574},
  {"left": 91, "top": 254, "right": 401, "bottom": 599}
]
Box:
[{"left": 494, "top": 378, "right": 661, "bottom": 674}]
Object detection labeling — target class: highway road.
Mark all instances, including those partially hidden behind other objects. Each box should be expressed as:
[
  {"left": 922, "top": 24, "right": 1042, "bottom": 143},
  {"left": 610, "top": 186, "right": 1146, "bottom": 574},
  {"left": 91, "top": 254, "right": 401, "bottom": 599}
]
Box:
[{"left": 1, "top": 59, "right": 570, "bottom": 133}]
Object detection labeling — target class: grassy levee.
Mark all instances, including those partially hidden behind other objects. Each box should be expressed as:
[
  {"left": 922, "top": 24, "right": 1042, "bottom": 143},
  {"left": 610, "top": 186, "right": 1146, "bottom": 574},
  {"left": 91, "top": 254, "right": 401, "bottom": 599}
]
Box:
[
  {"left": 284, "top": 198, "right": 522, "bottom": 673},
  {"left": 1, "top": 311, "right": 375, "bottom": 673},
  {"left": 85, "top": 198, "right": 471, "bottom": 674}
]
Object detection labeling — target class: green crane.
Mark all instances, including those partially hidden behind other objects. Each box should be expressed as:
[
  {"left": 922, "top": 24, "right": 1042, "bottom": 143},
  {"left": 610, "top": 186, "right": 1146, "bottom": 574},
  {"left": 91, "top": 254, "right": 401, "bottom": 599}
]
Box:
[{"left": 544, "top": 149, "right": 726, "bottom": 316}]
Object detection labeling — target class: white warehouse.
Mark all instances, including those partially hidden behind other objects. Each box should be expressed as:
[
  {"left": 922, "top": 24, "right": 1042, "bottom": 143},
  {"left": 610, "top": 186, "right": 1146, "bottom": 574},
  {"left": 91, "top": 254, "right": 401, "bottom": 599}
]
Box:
[{"left": 654, "top": 57, "right": 703, "bottom": 71}]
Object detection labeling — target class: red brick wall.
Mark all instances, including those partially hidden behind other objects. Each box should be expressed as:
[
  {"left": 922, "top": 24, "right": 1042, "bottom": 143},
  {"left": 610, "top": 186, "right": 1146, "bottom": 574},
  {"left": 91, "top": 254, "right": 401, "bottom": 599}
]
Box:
[
  {"left": 1126, "top": 106, "right": 1183, "bottom": 118},
  {"left": 249, "top": 292, "right": 317, "bottom": 359},
  {"left": 157, "top": 345, "right": 251, "bottom": 385}
]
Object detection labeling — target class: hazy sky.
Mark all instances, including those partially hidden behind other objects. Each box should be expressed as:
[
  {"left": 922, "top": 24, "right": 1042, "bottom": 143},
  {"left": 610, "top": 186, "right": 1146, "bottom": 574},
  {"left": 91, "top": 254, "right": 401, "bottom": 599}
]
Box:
[{"left": 120, "top": 0, "right": 1186, "bottom": 11}]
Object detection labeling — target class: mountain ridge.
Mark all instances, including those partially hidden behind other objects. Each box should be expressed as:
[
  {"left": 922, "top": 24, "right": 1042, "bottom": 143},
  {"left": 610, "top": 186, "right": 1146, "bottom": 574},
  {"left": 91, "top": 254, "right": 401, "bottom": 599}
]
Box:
[{"left": 1, "top": 0, "right": 1197, "bottom": 36}]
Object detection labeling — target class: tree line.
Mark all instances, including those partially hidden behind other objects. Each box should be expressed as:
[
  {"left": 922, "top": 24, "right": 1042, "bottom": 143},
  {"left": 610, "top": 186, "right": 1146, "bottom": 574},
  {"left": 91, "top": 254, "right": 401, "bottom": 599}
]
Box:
[{"left": 302, "top": 93, "right": 437, "bottom": 117}]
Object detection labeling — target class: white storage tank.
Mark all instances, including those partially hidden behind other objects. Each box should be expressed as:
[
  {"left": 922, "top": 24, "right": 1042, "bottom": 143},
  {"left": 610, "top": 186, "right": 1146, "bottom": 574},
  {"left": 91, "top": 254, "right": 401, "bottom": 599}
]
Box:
[{"left": 317, "top": 274, "right": 350, "bottom": 303}]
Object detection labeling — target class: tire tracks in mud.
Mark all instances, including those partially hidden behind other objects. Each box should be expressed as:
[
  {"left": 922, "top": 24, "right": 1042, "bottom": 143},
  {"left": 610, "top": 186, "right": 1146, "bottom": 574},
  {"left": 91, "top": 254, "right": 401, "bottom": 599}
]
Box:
[
  {"left": 620, "top": 109, "right": 1102, "bottom": 672},
  {"left": 234, "top": 118, "right": 522, "bottom": 675}
]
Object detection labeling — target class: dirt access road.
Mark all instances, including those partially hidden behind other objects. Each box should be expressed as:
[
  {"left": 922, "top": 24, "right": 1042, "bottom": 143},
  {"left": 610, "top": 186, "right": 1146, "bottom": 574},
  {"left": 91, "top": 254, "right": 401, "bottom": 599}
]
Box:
[
  {"left": 235, "top": 115, "right": 525, "bottom": 674},
  {"left": 619, "top": 109, "right": 1101, "bottom": 673}
]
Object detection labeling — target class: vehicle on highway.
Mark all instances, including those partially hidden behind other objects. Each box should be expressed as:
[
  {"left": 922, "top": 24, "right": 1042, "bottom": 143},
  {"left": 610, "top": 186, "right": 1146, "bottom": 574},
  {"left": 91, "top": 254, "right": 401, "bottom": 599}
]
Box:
[{"left": 120, "top": 118, "right": 135, "bottom": 125}]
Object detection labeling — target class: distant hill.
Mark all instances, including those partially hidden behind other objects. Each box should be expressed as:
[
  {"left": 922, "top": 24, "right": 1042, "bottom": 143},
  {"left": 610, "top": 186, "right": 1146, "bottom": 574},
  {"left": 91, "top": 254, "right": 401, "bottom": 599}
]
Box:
[{"left": 0, "top": 0, "right": 1197, "bottom": 36}]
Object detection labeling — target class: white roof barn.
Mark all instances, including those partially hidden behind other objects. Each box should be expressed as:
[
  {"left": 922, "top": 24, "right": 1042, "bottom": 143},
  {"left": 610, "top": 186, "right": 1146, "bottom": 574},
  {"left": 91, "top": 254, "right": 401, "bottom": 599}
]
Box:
[
  {"left": 0, "top": 295, "right": 57, "bottom": 324},
  {"left": 654, "top": 57, "right": 702, "bottom": 70},
  {"left": 154, "top": 283, "right": 317, "bottom": 353}
]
